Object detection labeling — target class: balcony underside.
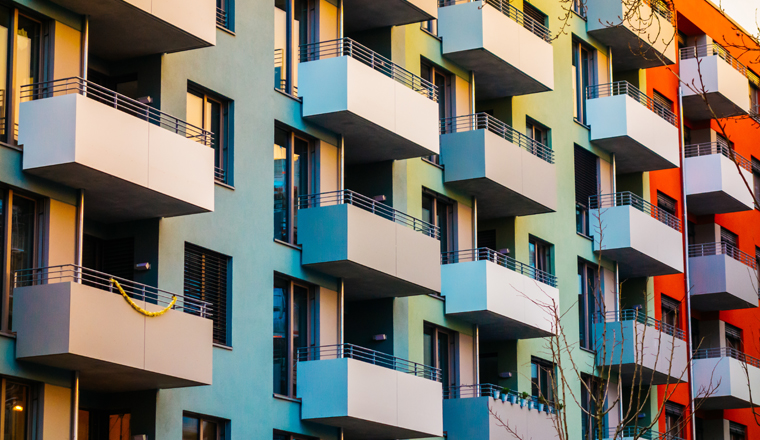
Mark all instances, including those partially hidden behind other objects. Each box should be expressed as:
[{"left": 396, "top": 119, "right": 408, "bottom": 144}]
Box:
[
  {"left": 446, "top": 177, "right": 554, "bottom": 219},
  {"left": 304, "top": 415, "right": 433, "bottom": 440},
  {"left": 592, "top": 136, "right": 678, "bottom": 174},
  {"left": 686, "top": 191, "right": 753, "bottom": 216},
  {"left": 699, "top": 395, "right": 751, "bottom": 411},
  {"left": 447, "top": 310, "right": 553, "bottom": 340},
  {"left": 682, "top": 92, "right": 748, "bottom": 121},
  {"left": 689, "top": 254, "right": 758, "bottom": 311},
  {"left": 691, "top": 291, "right": 756, "bottom": 311},
  {"left": 607, "top": 363, "right": 683, "bottom": 386},
  {"left": 587, "top": 26, "right": 672, "bottom": 70},
  {"left": 344, "top": 0, "right": 435, "bottom": 34},
  {"left": 601, "top": 247, "right": 682, "bottom": 278}
]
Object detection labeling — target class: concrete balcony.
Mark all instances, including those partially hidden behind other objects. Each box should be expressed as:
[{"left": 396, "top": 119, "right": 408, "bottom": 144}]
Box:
[
  {"left": 589, "top": 192, "right": 684, "bottom": 278},
  {"left": 441, "top": 248, "right": 558, "bottom": 340},
  {"left": 19, "top": 78, "right": 215, "bottom": 224},
  {"left": 440, "top": 113, "right": 556, "bottom": 219},
  {"left": 443, "top": 385, "right": 557, "bottom": 440},
  {"left": 685, "top": 143, "right": 755, "bottom": 215},
  {"left": 297, "top": 190, "right": 441, "bottom": 300},
  {"left": 48, "top": 0, "right": 214, "bottom": 60},
  {"left": 343, "top": 0, "right": 436, "bottom": 33},
  {"left": 586, "top": 0, "right": 676, "bottom": 70},
  {"left": 595, "top": 310, "right": 689, "bottom": 386},
  {"left": 693, "top": 348, "right": 760, "bottom": 409},
  {"left": 689, "top": 243, "right": 758, "bottom": 311},
  {"left": 298, "top": 38, "right": 439, "bottom": 164},
  {"left": 296, "top": 344, "right": 443, "bottom": 439},
  {"left": 437, "top": 0, "right": 553, "bottom": 99},
  {"left": 680, "top": 45, "right": 752, "bottom": 120},
  {"left": 586, "top": 82, "right": 680, "bottom": 173},
  {"left": 600, "top": 427, "right": 684, "bottom": 440},
  {"left": 13, "top": 265, "right": 213, "bottom": 392}
]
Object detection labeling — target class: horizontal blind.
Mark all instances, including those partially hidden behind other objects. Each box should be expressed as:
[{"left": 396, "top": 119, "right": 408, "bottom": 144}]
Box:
[
  {"left": 730, "top": 422, "right": 746, "bottom": 435},
  {"left": 657, "top": 191, "right": 677, "bottom": 216},
  {"left": 523, "top": 2, "right": 547, "bottom": 26},
  {"left": 725, "top": 323, "right": 742, "bottom": 341},
  {"left": 574, "top": 145, "right": 598, "bottom": 207},
  {"left": 720, "top": 227, "right": 738, "bottom": 247},
  {"left": 661, "top": 295, "right": 680, "bottom": 313},
  {"left": 184, "top": 243, "right": 230, "bottom": 345}
]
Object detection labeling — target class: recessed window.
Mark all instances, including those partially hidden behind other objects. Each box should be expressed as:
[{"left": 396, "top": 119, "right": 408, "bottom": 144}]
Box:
[
  {"left": 216, "top": 0, "right": 233, "bottom": 31},
  {"left": 423, "top": 324, "right": 457, "bottom": 389},
  {"left": 187, "top": 85, "right": 232, "bottom": 185},
  {"left": 274, "top": 126, "right": 316, "bottom": 244},
  {"left": 421, "top": 190, "right": 455, "bottom": 254},
  {"left": 184, "top": 243, "right": 231, "bottom": 346},
  {"left": 530, "top": 356, "right": 555, "bottom": 403},
  {"left": 725, "top": 323, "right": 743, "bottom": 352},
  {"left": 572, "top": 40, "right": 596, "bottom": 125},
  {"left": 183, "top": 413, "right": 228, "bottom": 440},
  {"left": 529, "top": 236, "right": 553, "bottom": 275},
  {"left": 574, "top": 145, "right": 598, "bottom": 236},
  {"left": 526, "top": 117, "right": 550, "bottom": 148},
  {"left": 578, "top": 259, "right": 598, "bottom": 350},
  {"left": 273, "top": 275, "right": 316, "bottom": 397},
  {"left": 664, "top": 402, "right": 685, "bottom": 439}
]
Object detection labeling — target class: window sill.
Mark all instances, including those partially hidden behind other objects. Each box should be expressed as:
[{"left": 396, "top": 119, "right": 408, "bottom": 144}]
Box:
[
  {"left": 0, "top": 331, "right": 16, "bottom": 339},
  {"left": 274, "top": 88, "right": 302, "bottom": 103},
  {"left": 215, "top": 181, "right": 235, "bottom": 190},
  {"left": 213, "top": 343, "right": 232, "bottom": 351},
  {"left": 273, "top": 394, "right": 301, "bottom": 404},
  {"left": 420, "top": 27, "right": 441, "bottom": 41},
  {"left": 573, "top": 118, "right": 590, "bottom": 130},
  {"left": 421, "top": 157, "right": 444, "bottom": 169},
  {"left": 571, "top": 10, "right": 588, "bottom": 21},
  {"left": 0, "top": 141, "right": 21, "bottom": 152},
  {"left": 580, "top": 346, "right": 596, "bottom": 356},
  {"left": 274, "top": 238, "right": 302, "bottom": 251},
  {"left": 577, "top": 231, "right": 593, "bottom": 241},
  {"left": 427, "top": 293, "right": 445, "bottom": 302},
  {"left": 217, "top": 25, "right": 235, "bottom": 36}
]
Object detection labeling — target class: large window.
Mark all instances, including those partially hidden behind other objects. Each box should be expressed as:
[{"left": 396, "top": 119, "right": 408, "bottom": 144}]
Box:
[
  {"left": 664, "top": 402, "right": 685, "bottom": 439},
  {"left": 187, "top": 85, "right": 232, "bottom": 185},
  {"left": 572, "top": 40, "right": 596, "bottom": 125},
  {"left": 273, "top": 276, "right": 316, "bottom": 397},
  {"left": 274, "top": 432, "right": 315, "bottom": 440},
  {"left": 526, "top": 117, "right": 550, "bottom": 147},
  {"left": 529, "top": 236, "right": 553, "bottom": 275},
  {"left": 730, "top": 422, "right": 746, "bottom": 440},
  {"left": 660, "top": 294, "right": 679, "bottom": 331},
  {"left": 580, "top": 374, "right": 602, "bottom": 439},
  {"left": 578, "top": 260, "right": 599, "bottom": 350},
  {"left": 421, "top": 62, "right": 453, "bottom": 163},
  {"left": 274, "top": 0, "right": 315, "bottom": 96},
  {"left": 184, "top": 243, "right": 231, "bottom": 346},
  {"left": 423, "top": 324, "right": 456, "bottom": 390},
  {"left": 530, "top": 356, "right": 555, "bottom": 403},
  {"left": 421, "top": 190, "right": 454, "bottom": 254},
  {"left": 725, "top": 323, "right": 742, "bottom": 351},
  {"left": 574, "top": 145, "right": 598, "bottom": 236},
  {"left": 273, "top": 126, "right": 315, "bottom": 244},
  {"left": 183, "top": 413, "right": 228, "bottom": 440}
]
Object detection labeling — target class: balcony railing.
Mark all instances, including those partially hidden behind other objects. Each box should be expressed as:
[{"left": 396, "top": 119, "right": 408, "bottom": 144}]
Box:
[
  {"left": 216, "top": 7, "right": 228, "bottom": 28},
  {"left": 586, "top": 81, "right": 677, "bottom": 126},
  {"left": 679, "top": 44, "right": 749, "bottom": 78},
  {"left": 441, "top": 247, "right": 558, "bottom": 288},
  {"left": 595, "top": 309, "right": 687, "bottom": 341},
  {"left": 20, "top": 77, "right": 214, "bottom": 147},
  {"left": 274, "top": 49, "right": 298, "bottom": 97},
  {"left": 297, "top": 189, "right": 440, "bottom": 239},
  {"left": 688, "top": 242, "right": 758, "bottom": 270},
  {"left": 589, "top": 192, "right": 682, "bottom": 232},
  {"left": 685, "top": 141, "right": 752, "bottom": 172},
  {"left": 440, "top": 113, "right": 555, "bottom": 164},
  {"left": 438, "top": 0, "right": 552, "bottom": 42},
  {"left": 645, "top": 0, "right": 674, "bottom": 23},
  {"left": 600, "top": 427, "right": 684, "bottom": 440},
  {"left": 299, "top": 38, "right": 438, "bottom": 102},
  {"left": 693, "top": 347, "right": 760, "bottom": 369},
  {"left": 296, "top": 343, "right": 442, "bottom": 382},
  {"left": 13, "top": 264, "right": 213, "bottom": 319}
]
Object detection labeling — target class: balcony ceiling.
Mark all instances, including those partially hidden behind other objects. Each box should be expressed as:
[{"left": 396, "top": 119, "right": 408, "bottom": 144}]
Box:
[{"left": 344, "top": 0, "right": 435, "bottom": 34}]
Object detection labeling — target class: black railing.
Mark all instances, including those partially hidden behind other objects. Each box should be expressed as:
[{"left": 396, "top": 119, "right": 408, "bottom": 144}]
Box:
[
  {"left": 589, "top": 192, "right": 682, "bottom": 232},
  {"left": 297, "top": 189, "right": 440, "bottom": 239},
  {"left": 600, "top": 427, "right": 684, "bottom": 440},
  {"left": 679, "top": 44, "right": 748, "bottom": 78},
  {"left": 440, "top": 113, "right": 554, "bottom": 164},
  {"left": 646, "top": 0, "right": 673, "bottom": 23},
  {"left": 684, "top": 141, "right": 752, "bottom": 172},
  {"left": 13, "top": 265, "right": 213, "bottom": 319},
  {"left": 689, "top": 242, "right": 757, "bottom": 270},
  {"left": 216, "top": 7, "right": 228, "bottom": 28},
  {"left": 595, "top": 309, "right": 686, "bottom": 341},
  {"left": 438, "top": 0, "right": 552, "bottom": 42},
  {"left": 693, "top": 347, "right": 760, "bottom": 369},
  {"left": 441, "top": 248, "right": 558, "bottom": 288},
  {"left": 296, "top": 344, "right": 442, "bottom": 382},
  {"left": 299, "top": 38, "right": 438, "bottom": 102},
  {"left": 21, "top": 77, "right": 213, "bottom": 147},
  {"left": 586, "top": 81, "right": 677, "bottom": 126}
]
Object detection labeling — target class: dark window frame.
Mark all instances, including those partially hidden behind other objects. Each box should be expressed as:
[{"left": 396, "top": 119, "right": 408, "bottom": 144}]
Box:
[
  {"left": 187, "top": 83, "right": 233, "bottom": 185},
  {"left": 184, "top": 243, "right": 231, "bottom": 346},
  {"left": 530, "top": 356, "right": 556, "bottom": 403},
  {"left": 578, "top": 259, "right": 599, "bottom": 350},
  {"left": 273, "top": 124, "right": 316, "bottom": 245},
  {"left": 183, "top": 411, "right": 229, "bottom": 440},
  {"left": 423, "top": 323, "right": 458, "bottom": 390},
  {"left": 421, "top": 188, "right": 456, "bottom": 254}
]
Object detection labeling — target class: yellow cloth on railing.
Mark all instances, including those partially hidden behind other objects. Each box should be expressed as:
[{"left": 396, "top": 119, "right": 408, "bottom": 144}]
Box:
[{"left": 110, "top": 278, "right": 176, "bottom": 317}]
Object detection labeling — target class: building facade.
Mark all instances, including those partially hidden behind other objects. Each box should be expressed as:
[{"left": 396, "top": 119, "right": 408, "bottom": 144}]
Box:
[{"left": 0, "top": 0, "right": 757, "bottom": 438}]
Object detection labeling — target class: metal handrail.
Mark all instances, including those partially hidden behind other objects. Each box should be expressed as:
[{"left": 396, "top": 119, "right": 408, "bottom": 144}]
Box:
[
  {"left": 688, "top": 242, "right": 758, "bottom": 270},
  {"left": 679, "top": 44, "right": 748, "bottom": 78},
  {"left": 297, "top": 189, "right": 440, "bottom": 239},
  {"left": 693, "top": 347, "right": 760, "bottom": 369},
  {"left": 299, "top": 38, "right": 438, "bottom": 102},
  {"left": 440, "top": 113, "right": 555, "bottom": 164},
  {"left": 595, "top": 309, "right": 687, "bottom": 341},
  {"left": 438, "top": 0, "right": 552, "bottom": 42},
  {"left": 645, "top": 0, "right": 674, "bottom": 23},
  {"left": 441, "top": 248, "right": 558, "bottom": 288},
  {"left": 216, "top": 7, "right": 228, "bottom": 28},
  {"left": 296, "top": 343, "right": 442, "bottom": 382},
  {"left": 589, "top": 192, "right": 682, "bottom": 232},
  {"left": 214, "top": 166, "right": 226, "bottom": 184},
  {"left": 586, "top": 81, "right": 677, "bottom": 126},
  {"left": 13, "top": 264, "right": 213, "bottom": 318},
  {"left": 684, "top": 141, "right": 752, "bottom": 172},
  {"left": 20, "top": 77, "right": 213, "bottom": 147},
  {"left": 601, "top": 427, "right": 684, "bottom": 440}
]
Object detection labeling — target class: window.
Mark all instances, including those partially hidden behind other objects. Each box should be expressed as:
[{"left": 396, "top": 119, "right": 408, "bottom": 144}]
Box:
[
  {"left": 216, "top": 0, "right": 232, "bottom": 30},
  {"left": 523, "top": 3, "right": 548, "bottom": 28},
  {"left": 421, "top": 190, "right": 454, "bottom": 253},
  {"left": 187, "top": 85, "right": 232, "bottom": 185},
  {"left": 478, "top": 230, "right": 497, "bottom": 251},
  {"left": 478, "top": 353, "right": 499, "bottom": 385},
  {"left": 721, "top": 226, "right": 738, "bottom": 248},
  {"left": 529, "top": 236, "right": 552, "bottom": 275},
  {"left": 530, "top": 357, "right": 555, "bottom": 403},
  {"left": 274, "top": 431, "right": 315, "bottom": 440},
  {"left": 421, "top": 62, "right": 453, "bottom": 163},
  {"left": 578, "top": 260, "right": 599, "bottom": 350},
  {"left": 274, "top": 0, "right": 315, "bottom": 96},
  {"left": 78, "top": 410, "right": 131, "bottom": 440},
  {"left": 725, "top": 323, "right": 742, "bottom": 351},
  {"left": 660, "top": 295, "right": 679, "bottom": 330},
  {"left": 580, "top": 374, "right": 601, "bottom": 439},
  {"left": 184, "top": 243, "right": 231, "bottom": 346},
  {"left": 274, "top": 126, "right": 315, "bottom": 244},
  {"left": 421, "top": 19, "right": 437, "bottom": 35},
  {"left": 574, "top": 145, "right": 598, "bottom": 236},
  {"left": 572, "top": 0, "right": 587, "bottom": 18},
  {"left": 657, "top": 191, "right": 677, "bottom": 216},
  {"left": 526, "top": 118, "right": 550, "bottom": 148},
  {"left": 753, "top": 157, "right": 760, "bottom": 209},
  {"left": 653, "top": 90, "right": 674, "bottom": 114},
  {"left": 572, "top": 40, "right": 596, "bottom": 125},
  {"left": 183, "top": 413, "right": 227, "bottom": 440},
  {"left": 273, "top": 276, "right": 316, "bottom": 397},
  {"left": 664, "top": 402, "right": 684, "bottom": 439},
  {"left": 730, "top": 422, "right": 746, "bottom": 440},
  {"left": 423, "top": 324, "right": 456, "bottom": 390}
]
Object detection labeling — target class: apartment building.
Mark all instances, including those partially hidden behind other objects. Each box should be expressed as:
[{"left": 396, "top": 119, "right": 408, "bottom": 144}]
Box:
[{"left": 0, "top": 0, "right": 757, "bottom": 438}]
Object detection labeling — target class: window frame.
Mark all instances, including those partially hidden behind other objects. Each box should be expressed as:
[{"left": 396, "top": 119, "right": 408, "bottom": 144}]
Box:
[
  {"left": 529, "top": 235, "right": 553, "bottom": 275},
  {"left": 526, "top": 117, "right": 550, "bottom": 148},
  {"left": 187, "top": 84, "right": 232, "bottom": 185},
  {"left": 273, "top": 125, "right": 316, "bottom": 245},
  {"left": 183, "top": 242, "right": 231, "bottom": 346},
  {"left": 423, "top": 323, "right": 458, "bottom": 390},
  {"left": 572, "top": 39, "right": 597, "bottom": 125},
  {"left": 421, "top": 188, "right": 456, "bottom": 254},
  {"left": 216, "top": 0, "right": 233, "bottom": 31},
  {"left": 183, "top": 412, "right": 229, "bottom": 440},
  {"left": 530, "top": 356, "right": 556, "bottom": 403},
  {"left": 578, "top": 259, "right": 599, "bottom": 350}
]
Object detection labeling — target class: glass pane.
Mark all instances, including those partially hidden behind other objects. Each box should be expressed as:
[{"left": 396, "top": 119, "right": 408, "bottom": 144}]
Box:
[
  {"left": 436, "top": 201, "right": 448, "bottom": 253},
  {"left": 293, "top": 138, "right": 308, "bottom": 243},
  {"left": 531, "top": 362, "right": 539, "bottom": 397},
  {"left": 293, "top": 285, "right": 308, "bottom": 394},
  {"left": 274, "top": 0, "right": 287, "bottom": 91},
  {"left": 186, "top": 92, "right": 204, "bottom": 140},
  {"left": 4, "top": 381, "right": 29, "bottom": 440},
  {"left": 423, "top": 327, "right": 433, "bottom": 367},
  {"left": 274, "top": 129, "right": 289, "bottom": 241},
  {"left": 437, "top": 332, "right": 450, "bottom": 386},
  {"left": 421, "top": 194, "right": 433, "bottom": 225},
  {"left": 10, "top": 196, "right": 35, "bottom": 330},
  {"left": 201, "top": 420, "right": 217, "bottom": 440},
  {"left": 109, "top": 413, "right": 130, "bottom": 440},
  {"left": 273, "top": 279, "right": 289, "bottom": 395},
  {"left": 0, "top": 7, "right": 9, "bottom": 138},
  {"left": 182, "top": 416, "right": 200, "bottom": 440},
  {"left": 14, "top": 16, "right": 39, "bottom": 140},
  {"left": 208, "top": 100, "right": 222, "bottom": 171}
]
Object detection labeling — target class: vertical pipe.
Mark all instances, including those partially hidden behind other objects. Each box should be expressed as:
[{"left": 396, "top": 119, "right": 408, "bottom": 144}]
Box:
[
  {"left": 472, "top": 197, "right": 477, "bottom": 249},
  {"left": 338, "top": 278, "right": 344, "bottom": 345},
  {"left": 70, "top": 371, "right": 79, "bottom": 440},
  {"left": 80, "top": 16, "right": 89, "bottom": 80},
  {"left": 74, "top": 190, "right": 84, "bottom": 283},
  {"left": 339, "top": 136, "right": 345, "bottom": 191},
  {"left": 608, "top": 46, "right": 613, "bottom": 83},
  {"left": 338, "top": 0, "right": 344, "bottom": 39},
  {"left": 469, "top": 71, "right": 476, "bottom": 129},
  {"left": 285, "top": 0, "right": 293, "bottom": 94},
  {"left": 473, "top": 324, "right": 479, "bottom": 386}
]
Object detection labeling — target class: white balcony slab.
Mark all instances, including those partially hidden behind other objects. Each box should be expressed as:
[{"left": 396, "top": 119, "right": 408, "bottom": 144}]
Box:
[
  {"left": 437, "top": 1, "right": 554, "bottom": 98},
  {"left": 442, "top": 260, "right": 558, "bottom": 340},
  {"left": 587, "top": 94, "right": 679, "bottom": 173},
  {"left": 689, "top": 254, "right": 758, "bottom": 311},
  {"left": 298, "top": 203, "right": 441, "bottom": 299},
  {"left": 693, "top": 356, "right": 760, "bottom": 409},
  {"left": 440, "top": 130, "right": 556, "bottom": 218},
  {"left": 299, "top": 56, "right": 439, "bottom": 164},
  {"left": 443, "top": 396, "right": 558, "bottom": 440},
  {"left": 681, "top": 55, "right": 751, "bottom": 120},
  {"left": 20, "top": 93, "right": 214, "bottom": 223},
  {"left": 344, "top": 0, "right": 436, "bottom": 33},
  {"left": 297, "top": 358, "right": 443, "bottom": 439},
  {"left": 685, "top": 153, "right": 754, "bottom": 214},
  {"left": 14, "top": 281, "right": 213, "bottom": 392},
  {"left": 586, "top": 0, "right": 676, "bottom": 69}
]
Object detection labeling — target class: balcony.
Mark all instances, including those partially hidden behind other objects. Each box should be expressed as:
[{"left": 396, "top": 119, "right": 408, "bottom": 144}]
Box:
[
  {"left": 296, "top": 344, "right": 442, "bottom": 439},
  {"left": 594, "top": 310, "right": 689, "bottom": 385},
  {"left": 440, "top": 114, "right": 556, "bottom": 219},
  {"left": 685, "top": 142, "right": 755, "bottom": 214},
  {"left": 586, "top": 82, "right": 679, "bottom": 173},
  {"left": 680, "top": 45, "right": 752, "bottom": 120},
  {"left": 693, "top": 348, "right": 760, "bottom": 409},
  {"left": 48, "top": 0, "right": 214, "bottom": 60},
  {"left": 19, "top": 78, "right": 215, "bottom": 223},
  {"left": 443, "top": 384, "right": 557, "bottom": 440},
  {"left": 13, "top": 265, "right": 213, "bottom": 392},
  {"left": 600, "top": 427, "right": 684, "bottom": 440},
  {"left": 589, "top": 193, "right": 684, "bottom": 278},
  {"left": 297, "top": 190, "right": 441, "bottom": 299},
  {"left": 298, "top": 38, "right": 439, "bottom": 164},
  {"left": 689, "top": 243, "right": 758, "bottom": 311},
  {"left": 437, "top": 0, "right": 553, "bottom": 99},
  {"left": 586, "top": 0, "right": 676, "bottom": 70},
  {"left": 440, "top": 248, "right": 558, "bottom": 340},
  {"left": 343, "top": 0, "right": 437, "bottom": 33}
]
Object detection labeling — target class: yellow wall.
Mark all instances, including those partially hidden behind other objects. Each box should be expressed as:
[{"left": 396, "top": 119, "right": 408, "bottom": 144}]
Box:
[
  {"left": 40, "top": 384, "right": 71, "bottom": 440},
  {"left": 53, "top": 22, "right": 81, "bottom": 80},
  {"left": 45, "top": 199, "right": 76, "bottom": 267}
]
